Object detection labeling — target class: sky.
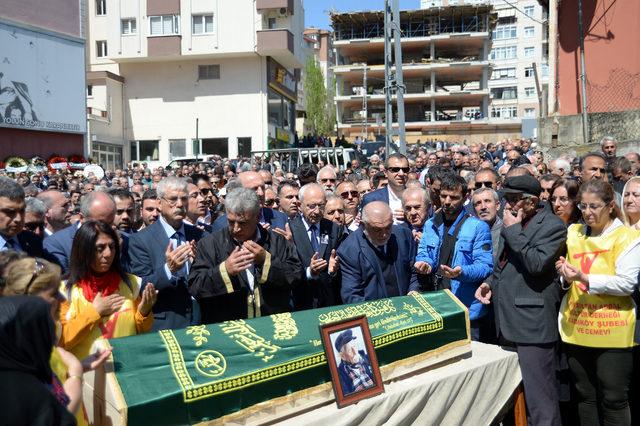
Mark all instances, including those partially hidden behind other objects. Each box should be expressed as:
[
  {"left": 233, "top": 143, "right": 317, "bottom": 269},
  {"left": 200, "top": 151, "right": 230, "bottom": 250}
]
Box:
[{"left": 304, "top": 0, "right": 421, "bottom": 30}]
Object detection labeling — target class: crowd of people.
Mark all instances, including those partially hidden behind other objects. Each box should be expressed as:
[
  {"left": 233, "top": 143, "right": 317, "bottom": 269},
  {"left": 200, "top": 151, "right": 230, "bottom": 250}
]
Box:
[{"left": 1, "top": 135, "right": 640, "bottom": 425}]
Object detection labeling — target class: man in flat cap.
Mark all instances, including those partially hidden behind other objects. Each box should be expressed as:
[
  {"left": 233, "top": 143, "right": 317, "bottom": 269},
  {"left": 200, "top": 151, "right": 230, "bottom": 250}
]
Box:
[
  {"left": 475, "top": 174, "right": 567, "bottom": 426},
  {"left": 335, "top": 328, "right": 375, "bottom": 396}
]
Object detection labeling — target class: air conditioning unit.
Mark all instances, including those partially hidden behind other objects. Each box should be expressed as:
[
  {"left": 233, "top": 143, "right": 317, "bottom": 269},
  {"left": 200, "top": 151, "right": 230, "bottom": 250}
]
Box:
[{"left": 278, "top": 7, "right": 288, "bottom": 17}]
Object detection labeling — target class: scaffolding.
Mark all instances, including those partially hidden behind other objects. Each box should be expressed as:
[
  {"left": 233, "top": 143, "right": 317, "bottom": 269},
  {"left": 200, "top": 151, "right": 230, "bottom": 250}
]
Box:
[{"left": 331, "top": 5, "right": 493, "bottom": 42}]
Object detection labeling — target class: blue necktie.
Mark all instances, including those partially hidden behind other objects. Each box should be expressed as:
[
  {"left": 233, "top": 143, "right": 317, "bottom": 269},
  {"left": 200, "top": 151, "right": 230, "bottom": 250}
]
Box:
[{"left": 309, "top": 224, "right": 320, "bottom": 253}]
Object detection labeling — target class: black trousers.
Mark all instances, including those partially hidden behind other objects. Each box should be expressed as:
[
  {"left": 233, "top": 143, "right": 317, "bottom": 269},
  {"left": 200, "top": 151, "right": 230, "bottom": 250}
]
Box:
[{"left": 565, "top": 344, "right": 633, "bottom": 426}]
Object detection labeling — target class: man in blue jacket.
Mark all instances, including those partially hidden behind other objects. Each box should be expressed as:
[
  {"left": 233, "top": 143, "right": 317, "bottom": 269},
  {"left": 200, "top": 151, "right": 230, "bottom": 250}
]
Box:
[{"left": 415, "top": 172, "right": 493, "bottom": 341}]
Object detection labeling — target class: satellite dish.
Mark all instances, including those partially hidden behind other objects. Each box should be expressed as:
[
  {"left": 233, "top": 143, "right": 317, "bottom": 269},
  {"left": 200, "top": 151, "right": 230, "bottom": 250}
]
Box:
[{"left": 83, "top": 164, "right": 105, "bottom": 180}]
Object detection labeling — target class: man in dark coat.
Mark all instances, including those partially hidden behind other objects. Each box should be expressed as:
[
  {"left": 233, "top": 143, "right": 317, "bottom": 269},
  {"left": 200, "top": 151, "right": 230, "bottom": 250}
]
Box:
[
  {"left": 188, "top": 187, "right": 302, "bottom": 324},
  {"left": 476, "top": 175, "right": 567, "bottom": 426},
  {"left": 289, "top": 183, "right": 343, "bottom": 309}
]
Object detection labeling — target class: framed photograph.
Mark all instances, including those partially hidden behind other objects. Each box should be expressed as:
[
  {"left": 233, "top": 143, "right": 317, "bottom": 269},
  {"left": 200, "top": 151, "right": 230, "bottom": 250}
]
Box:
[{"left": 319, "top": 315, "right": 384, "bottom": 408}]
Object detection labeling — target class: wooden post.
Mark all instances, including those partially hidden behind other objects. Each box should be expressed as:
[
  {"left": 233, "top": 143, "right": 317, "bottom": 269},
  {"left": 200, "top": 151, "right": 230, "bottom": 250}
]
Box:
[{"left": 514, "top": 384, "right": 527, "bottom": 426}]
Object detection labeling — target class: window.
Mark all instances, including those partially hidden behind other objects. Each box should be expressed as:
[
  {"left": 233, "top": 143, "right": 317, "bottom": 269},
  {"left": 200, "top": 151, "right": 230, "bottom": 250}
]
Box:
[
  {"left": 96, "top": 0, "right": 106, "bottom": 16},
  {"left": 268, "top": 17, "right": 277, "bottom": 29},
  {"left": 491, "top": 86, "right": 517, "bottom": 100},
  {"left": 192, "top": 14, "right": 214, "bottom": 34},
  {"left": 490, "top": 46, "right": 517, "bottom": 60},
  {"left": 87, "top": 85, "right": 93, "bottom": 97},
  {"left": 96, "top": 40, "right": 107, "bottom": 58},
  {"left": 198, "top": 65, "right": 220, "bottom": 80},
  {"left": 492, "top": 25, "right": 517, "bottom": 40},
  {"left": 524, "top": 6, "right": 535, "bottom": 17},
  {"left": 524, "top": 47, "right": 535, "bottom": 58},
  {"left": 524, "top": 67, "right": 534, "bottom": 78},
  {"left": 149, "top": 15, "right": 180, "bottom": 36},
  {"left": 491, "top": 68, "right": 516, "bottom": 79},
  {"left": 238, "top": 137, "right": 252, "bottom": 158},
  {"left": 524, "top": 108, "right": 536, "bottom": 118},
  {"left": 525, "top": 87, "right": 536, "bottom": 98},
  {"left": 131, "top": 140, "right": 159, "bottom": 161},
  {"left": 169, "top": 139, "right": 186, "bottom": 159},
  {"left": 121, "top": 19, "right": 137, "bottom": 35},
  {"left": 491, "top": 106, "right": 518, "bottom": 118},
  {"left": 524, "top": 26, "right": 535, "bottom": 37}
]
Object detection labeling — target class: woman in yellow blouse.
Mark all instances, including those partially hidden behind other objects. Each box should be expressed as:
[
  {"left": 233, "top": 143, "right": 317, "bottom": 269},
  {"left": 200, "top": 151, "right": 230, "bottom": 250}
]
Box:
[{"left": 60, "top": 220, "right": 157, "bottom": 360}]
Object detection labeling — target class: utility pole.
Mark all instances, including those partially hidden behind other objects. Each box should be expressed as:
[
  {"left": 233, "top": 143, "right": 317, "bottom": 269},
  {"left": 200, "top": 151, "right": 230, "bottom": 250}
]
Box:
[
  {"left": 384, "top": 0, "right": 407, "bottom": 155},
  {"left": 361, "top": 63, "right": 368, "bottom": 142},
  {"left": 577, "top": 0, "right": 590, "bottom": 145}
]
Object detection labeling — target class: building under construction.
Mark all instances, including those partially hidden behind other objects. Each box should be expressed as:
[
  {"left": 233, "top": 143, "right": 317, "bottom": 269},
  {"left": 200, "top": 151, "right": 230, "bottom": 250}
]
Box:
[{"left": 331, "top": 5, "right": 522, "bottom": 144}]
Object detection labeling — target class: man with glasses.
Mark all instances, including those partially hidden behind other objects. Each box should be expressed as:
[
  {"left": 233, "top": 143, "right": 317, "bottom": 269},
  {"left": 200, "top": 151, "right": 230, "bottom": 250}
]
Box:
[
  {"left": 129, "top": 177, "right": 206, "bottom": 330},
  {"left": 336, "top": 181, "right": 361, "bottom": 232},
  {"left": 362, "top": 153, "right": 410, "bottom": 225},
  {"left": 289, "top": 183, "right": 343, "bottom": 309},
  {"left": 264, "top": 187, "right": 278, "bottom": 210},
  {"left": 24, "top": 198, "right": 47, "bottom": 239},
  {"left": 475, "top": 174, "right": 566, "bottom": 426},
  {"left": 580, "top": 152, "right": 608, "bottom": 182},
  {"left": 317, "top": 166, "right": 338, "bottom": 195}
]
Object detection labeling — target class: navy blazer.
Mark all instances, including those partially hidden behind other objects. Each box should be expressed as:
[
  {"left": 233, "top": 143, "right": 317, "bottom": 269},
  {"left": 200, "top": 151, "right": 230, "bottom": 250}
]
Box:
[
  {"left": 361, "top": 187, "right": 390, "bottom": 208},
  {"left": 44, "top": 224, "right": 131, "bottom": 274},
  {"left": 337, "top": 225, "right": 419, "bottom": 304},
  {"left": 15, "top": 231, "right": 59, "bottom": 265},
  {"left": 128, "top": 220, "right": 206, "bottom": 331},
  {"left": 211, "top": 207, "right": 288, "bottom": 232}
]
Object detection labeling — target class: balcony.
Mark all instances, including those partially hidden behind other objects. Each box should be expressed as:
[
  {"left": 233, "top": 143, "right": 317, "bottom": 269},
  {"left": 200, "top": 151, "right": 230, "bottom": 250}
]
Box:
[
  {"left": 257, "top": 29, "right": 300, "bottom": 68},
  {"left": 256, "top": 0, "right": 294, "bottom": 14}
]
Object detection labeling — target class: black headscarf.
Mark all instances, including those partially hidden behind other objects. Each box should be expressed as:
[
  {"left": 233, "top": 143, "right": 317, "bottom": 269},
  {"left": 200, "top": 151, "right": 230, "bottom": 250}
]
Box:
[{"left": 0, "top": 296, "right": 55, "bottom": 384}]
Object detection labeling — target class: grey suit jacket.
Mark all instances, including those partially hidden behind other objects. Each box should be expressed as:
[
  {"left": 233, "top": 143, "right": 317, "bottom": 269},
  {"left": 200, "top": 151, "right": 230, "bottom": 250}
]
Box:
[{"left": 488, "top": 205, "right": 567, "bottom": 344}]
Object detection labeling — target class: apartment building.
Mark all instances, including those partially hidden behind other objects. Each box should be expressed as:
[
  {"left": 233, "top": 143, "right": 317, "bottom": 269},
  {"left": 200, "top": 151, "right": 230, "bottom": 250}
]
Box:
[
  {"left": 86, "top": 0, "right": 305, "bottom": 169},
  {"left": 0, "top": 0, "right": 86, "bottom": 159},
  {"left": 487, "top": 0, "right": 549, "bottom": 127},
  {"left": 331, "top": 6, "right": 521, "bottom": 145}
]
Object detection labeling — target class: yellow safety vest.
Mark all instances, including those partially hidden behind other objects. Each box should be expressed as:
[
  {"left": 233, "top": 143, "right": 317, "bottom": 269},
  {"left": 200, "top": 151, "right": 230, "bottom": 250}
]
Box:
[
  {"left": 559, "top": 223, "right": 639, "bottom": 348},
  {"left": 62, "top": 274, "right": 141, "bottom": 359}
]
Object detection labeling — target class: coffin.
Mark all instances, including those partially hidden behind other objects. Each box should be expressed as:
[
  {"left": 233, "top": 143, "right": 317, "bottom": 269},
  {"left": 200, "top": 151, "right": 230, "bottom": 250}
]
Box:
[{"left": 82, "top": 290, "right": 470, "bottom": 425}]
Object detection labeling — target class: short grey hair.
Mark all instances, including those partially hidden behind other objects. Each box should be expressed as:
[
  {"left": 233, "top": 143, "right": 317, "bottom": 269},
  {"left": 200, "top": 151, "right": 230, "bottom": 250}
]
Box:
[
  {"left": 79, "top": 190, "right": 115, "bottom": 218},
  {"left": 225, "top": 178, "right": 243, "bottom": 193},
  {"left": 156, "top": 176, "right": 188, "bottom": 198},
  {"left": 316, "top": 166, "right": 337, "bottom": 181},
  {"left": 472, "top": 187, "right": 499, "bottom": 202},
  {"left": 225, "top": 187, "right": 260, "bottom": 216},
  {"left": 23, "top": 185, "right": 40, "bottom": 198},
  {"left": 551, "top": 158, "right": 570, "bottom": 172},
  {"left": 0, "top": 177, "right": 25, "bottom": 201},
  {"left": 401, "top": 187, "right": 430, "bottom": 208},
  {"left": 299, "top": 183, "right": 324, "bottom": 203},
  {"left": 600, "top": 135, "right": 617, "bottom": 146},
  {"left": 25, "top": 197, "right": 47, "bottom": 216}
]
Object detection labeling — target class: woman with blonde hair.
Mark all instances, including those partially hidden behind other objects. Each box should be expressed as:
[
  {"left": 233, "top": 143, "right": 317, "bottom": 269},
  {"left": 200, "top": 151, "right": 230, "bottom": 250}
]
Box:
[{"left": 621, "top": 176, "right": 640, "bottom": 229}]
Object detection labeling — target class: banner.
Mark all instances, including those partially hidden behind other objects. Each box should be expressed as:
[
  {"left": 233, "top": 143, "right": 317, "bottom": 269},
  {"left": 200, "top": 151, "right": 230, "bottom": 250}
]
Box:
[{"left": 108, "top": 291, "right": 468, "bottom": 425}]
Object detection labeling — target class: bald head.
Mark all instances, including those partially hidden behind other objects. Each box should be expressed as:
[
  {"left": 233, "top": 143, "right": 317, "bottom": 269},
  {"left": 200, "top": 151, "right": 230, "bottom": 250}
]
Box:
[
  {"left": 362, "top": 201, "right": 393, "bottom": 246},
  {"left": 80, "top": 190, "right": 116, "bottom": 225},
  {"left": 238, "top": 171, "right": 266, "bottom": 205}
]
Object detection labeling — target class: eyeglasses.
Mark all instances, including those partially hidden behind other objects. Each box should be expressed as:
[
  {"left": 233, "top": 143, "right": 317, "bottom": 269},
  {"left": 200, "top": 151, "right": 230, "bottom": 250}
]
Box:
[
  {"left": 162, "top": 196, "right": 188, "bottom": 206},
  {"left": 388, "top": 167, "right": 410, "bottom": 173},
  {"left": 320, "top": 178, "right": 336, "bottom": 183},
  {"left": 305, "top": 203, "right": 325, "bottom": 211},
  {"left": 474, "top": 181, "right": 495, "bottom": 189},
  {"left": 24, "top": 258, "right": 45, "bottom": 295},
  {"left": 24, "top": 221, "right": 45, "bottom": 232},
  {"left": 340, "top": 190, "right": 359, "bottom": 199},
  {"left": 577, "top": 203, "right": 606, "bottom": 212}
]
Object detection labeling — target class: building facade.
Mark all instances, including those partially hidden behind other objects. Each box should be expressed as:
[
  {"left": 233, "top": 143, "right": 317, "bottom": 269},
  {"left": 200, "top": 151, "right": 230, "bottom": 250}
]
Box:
[
  {"left": 0, "top": 0, "right": 86, "bottom": 160},
  {"left": 86, "top": 0, "right": 305, "bottom": 169},
  {"left": 331, "top": 6, "right": 521, "bottom": 145}
]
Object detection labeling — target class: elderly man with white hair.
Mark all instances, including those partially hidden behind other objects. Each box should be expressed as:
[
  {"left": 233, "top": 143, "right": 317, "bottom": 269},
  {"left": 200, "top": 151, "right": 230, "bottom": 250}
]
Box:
[
  {"left": 549, "top": 158, "right": 571, "bottom": 177},
  {"left": 337, "top": 201, "right": 419, "bottom": 303},
  {"left": 188, "top": 187, "right": 302, "bottom": 323},
  {"left": 317, "top": 166, "right": 338, "bottom": 194}
]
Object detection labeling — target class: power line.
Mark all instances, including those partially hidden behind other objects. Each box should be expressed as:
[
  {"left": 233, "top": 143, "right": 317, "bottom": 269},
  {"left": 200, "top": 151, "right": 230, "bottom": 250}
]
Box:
[{"left": 492, "top": 0, "right": 546, "bottom": 25}]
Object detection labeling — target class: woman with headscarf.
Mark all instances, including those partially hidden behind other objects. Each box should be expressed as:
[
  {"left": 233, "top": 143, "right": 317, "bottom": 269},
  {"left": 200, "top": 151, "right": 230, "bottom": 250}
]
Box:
[
  {"left": 556, "top": 180, "right": 640, "bottom": 425},
  {"left": 59, "top": 220, "right": 157, "bottom": 359},
  {"left": 622, "top": 176, "right": 640, "bottom": 230},
  {"left": 0, "top": 296, "right": 76, "bottom": 426}
]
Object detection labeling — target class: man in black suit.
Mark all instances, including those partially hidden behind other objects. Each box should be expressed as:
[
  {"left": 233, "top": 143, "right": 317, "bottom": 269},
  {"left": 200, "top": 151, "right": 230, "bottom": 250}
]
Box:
[
  {"left": 129, "top": 176, "right": 206, "bottom": 330},
  {"left": 0, "top": 177, "right": 55, "bottom": 261},
  {"left": 188, "top": 187, "right": 302, "bottom": 324},
  {"left": 290, "top": 183, "right": 342, "bottom": 309},
  {"left": 476, "top": 175, "right": 567, "bottom": 426}
]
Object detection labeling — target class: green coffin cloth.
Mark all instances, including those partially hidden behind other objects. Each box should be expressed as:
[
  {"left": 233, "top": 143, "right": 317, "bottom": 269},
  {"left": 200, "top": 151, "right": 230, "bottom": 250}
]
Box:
[{"left": 108, "top": 291, "right": 468, "bottom": 425}]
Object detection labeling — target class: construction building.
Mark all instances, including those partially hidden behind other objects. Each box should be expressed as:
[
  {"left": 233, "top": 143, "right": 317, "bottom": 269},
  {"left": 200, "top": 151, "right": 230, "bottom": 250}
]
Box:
[{"left": 331, "top": 5, "right": 522, "bottom": 144}]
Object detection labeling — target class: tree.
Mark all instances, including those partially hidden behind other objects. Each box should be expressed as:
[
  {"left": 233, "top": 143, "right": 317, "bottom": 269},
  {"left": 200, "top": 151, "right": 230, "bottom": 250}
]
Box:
[{"left": 304, "top": 57, "right": 335, "bottom": 136}]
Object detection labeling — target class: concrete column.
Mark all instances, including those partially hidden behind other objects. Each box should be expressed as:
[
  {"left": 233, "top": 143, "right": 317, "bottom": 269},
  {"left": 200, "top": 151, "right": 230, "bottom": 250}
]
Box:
[
  {"left": 431, "top": 98, "right": 436, "bottom": 122},
  {"left": 481, "top": 67, "right": 488, "bottom": 90},
  {"left": 481, "top": 96, "right": 489, "bottom": 119},
  {"left": 430, "top": 70, "right": 436, "bottom": 92},
  {"left": 430, "top": 42, "right": 435, "bottom": 60}
]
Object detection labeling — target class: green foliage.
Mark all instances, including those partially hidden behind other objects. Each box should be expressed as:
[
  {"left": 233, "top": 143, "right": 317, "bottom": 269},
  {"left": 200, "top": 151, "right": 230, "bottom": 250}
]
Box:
[{"left": 304, "top": 57, "right": 335, "bottom": 136}]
